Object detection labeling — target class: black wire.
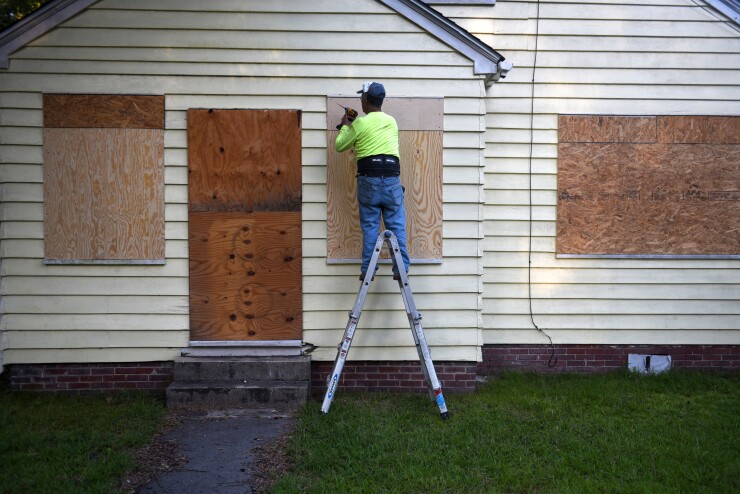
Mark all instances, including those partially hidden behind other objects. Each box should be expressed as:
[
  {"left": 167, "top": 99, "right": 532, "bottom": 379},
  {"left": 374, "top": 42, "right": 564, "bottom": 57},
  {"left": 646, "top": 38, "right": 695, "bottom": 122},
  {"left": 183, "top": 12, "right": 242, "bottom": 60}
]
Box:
[{"left": 527, "top": 0, "right": 557, "bottom": 367}]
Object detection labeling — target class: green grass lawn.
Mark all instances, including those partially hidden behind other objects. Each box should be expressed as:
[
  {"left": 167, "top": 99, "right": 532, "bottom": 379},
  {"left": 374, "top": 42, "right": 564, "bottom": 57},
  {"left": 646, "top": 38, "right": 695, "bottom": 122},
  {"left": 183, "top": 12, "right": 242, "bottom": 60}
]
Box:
[
  {"left": 271, "top": 371, "right": 740, "bottom": 493},
  {"left": 0, "top": 383, "right": 166, "bottom": 494},
  {"left": 1, "top": 372, "right": 737, "bottom": 493}
]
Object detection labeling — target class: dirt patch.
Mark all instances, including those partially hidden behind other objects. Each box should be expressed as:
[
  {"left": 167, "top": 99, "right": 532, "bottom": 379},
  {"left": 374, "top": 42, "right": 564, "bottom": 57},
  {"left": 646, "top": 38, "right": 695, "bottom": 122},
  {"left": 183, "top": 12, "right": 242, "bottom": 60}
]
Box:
[
  {"left": 250, "top": 432, "right": 294, "bottom": 493},
  {"left": 117, "top": 412, "right": 187, "bottom": 494}
]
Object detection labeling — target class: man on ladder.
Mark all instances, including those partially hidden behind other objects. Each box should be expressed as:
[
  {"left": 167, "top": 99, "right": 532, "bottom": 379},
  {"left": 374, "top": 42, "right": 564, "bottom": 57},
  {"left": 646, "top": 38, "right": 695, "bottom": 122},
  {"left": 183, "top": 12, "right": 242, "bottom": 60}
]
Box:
[
  {"left": 335, "top": 81, "right": 410, "bottom": 281},
  {"left": 326, "top": 83, "right": 449, "bottom": 419}
]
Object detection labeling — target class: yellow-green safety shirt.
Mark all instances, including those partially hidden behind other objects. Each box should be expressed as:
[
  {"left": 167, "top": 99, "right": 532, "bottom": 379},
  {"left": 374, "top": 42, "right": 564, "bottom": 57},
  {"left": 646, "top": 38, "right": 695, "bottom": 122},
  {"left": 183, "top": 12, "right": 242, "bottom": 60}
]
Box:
[{"left": 335, "top": 111, "right": 400, "bottom": 161}]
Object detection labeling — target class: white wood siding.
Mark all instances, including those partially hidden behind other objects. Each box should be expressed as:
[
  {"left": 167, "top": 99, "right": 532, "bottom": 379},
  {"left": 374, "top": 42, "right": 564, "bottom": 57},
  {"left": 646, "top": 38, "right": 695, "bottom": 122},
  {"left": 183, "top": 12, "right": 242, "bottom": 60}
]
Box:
[
  {"left": 434, "top": 0, "right": 740, "bottom": 346},
  {"left": 0, "top": 0, "right": 486, "bottom": 363}
]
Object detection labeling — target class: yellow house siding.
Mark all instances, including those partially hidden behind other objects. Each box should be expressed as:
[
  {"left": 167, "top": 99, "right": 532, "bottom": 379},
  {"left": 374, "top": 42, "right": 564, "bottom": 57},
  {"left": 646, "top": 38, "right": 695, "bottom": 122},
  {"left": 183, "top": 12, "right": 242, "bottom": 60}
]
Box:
[
  {"left": 0, "top": 0, "right": 487, "bottom": 363},
  {"left": 433, "top": 0, "right": 740, "bottom": 346}
]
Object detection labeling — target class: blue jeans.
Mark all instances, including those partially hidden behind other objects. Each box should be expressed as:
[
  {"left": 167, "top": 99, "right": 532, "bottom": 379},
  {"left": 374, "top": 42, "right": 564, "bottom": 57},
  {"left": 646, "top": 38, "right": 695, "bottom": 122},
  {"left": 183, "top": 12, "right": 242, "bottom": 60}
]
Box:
[{"left": 357, "top": 175, "right": 410, "bottom": 274}]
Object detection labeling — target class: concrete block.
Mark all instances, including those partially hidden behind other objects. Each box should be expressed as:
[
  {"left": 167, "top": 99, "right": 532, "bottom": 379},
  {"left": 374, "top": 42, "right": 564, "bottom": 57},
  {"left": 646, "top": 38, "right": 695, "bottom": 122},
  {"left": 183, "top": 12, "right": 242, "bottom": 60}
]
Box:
[
  {"left": 166, "top": 381, "right": 309, "bottom": 409},
  {"left": 173, "top": 356, "right": 310, "bottom": 382}
]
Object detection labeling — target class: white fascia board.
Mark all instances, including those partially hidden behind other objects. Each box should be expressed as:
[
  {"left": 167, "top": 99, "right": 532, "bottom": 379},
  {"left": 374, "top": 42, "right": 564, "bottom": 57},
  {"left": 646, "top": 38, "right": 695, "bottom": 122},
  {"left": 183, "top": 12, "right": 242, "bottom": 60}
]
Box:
[
  {"left": 377, "top": 0, "right": 507, "bottom": 81},
  {"left": 427, "top": 1, "right": 495, "bottom": 5},
  {"left": 704, "top": 0, "right": 740, "bottom": 25},
  {"left": 0, "top": 0, "right": 99, "bottom": 69}
]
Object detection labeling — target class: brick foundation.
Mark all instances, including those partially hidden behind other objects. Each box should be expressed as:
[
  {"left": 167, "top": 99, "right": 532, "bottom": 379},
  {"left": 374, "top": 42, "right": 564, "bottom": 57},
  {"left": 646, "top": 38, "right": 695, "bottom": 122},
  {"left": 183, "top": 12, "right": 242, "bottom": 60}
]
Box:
[
  {"left": 5, "top": 346, "right": 737, "bottom": 396},
  {"left": 478, "top": 344, "right": 740, "bottom": 374},
  {"left": 311, "top": 360, "right": 477, "bottom": 394},
  {"left": 6, "top": 361, "right": 174, "bottom": 393}
]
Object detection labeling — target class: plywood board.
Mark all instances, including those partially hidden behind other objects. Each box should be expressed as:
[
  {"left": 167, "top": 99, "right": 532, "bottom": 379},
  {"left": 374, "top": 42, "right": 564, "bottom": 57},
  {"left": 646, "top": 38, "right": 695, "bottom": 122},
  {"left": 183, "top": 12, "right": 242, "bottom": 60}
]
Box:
[
  {"left": 327, "top": 130, "right": 443, "bottom": 261},
  {"left": 558, "top": 115, "right": 740, "bottom": 256},
  {"left": 657, "top": 116, "right": 740, "bottom": 144},
  {"left": 188, "top": 211, "right": 302, "bottom": 341},
  {"left": 326, "top": 97, "right": 443, "bottom": 131},
  {"left": 187, "top": 109, "right": 302, "bottom": 342},
  {"left": 43, "top": 94, "right": 164, "bottom": 129},
  {"left": 187, "top": 109, "right": 302, "bottom": 212},
  {"left": 559, "top": 115, "right": 656, "bottom": 143},
  {"left": 43, "top": 128, "right": 165, "bottom": 261}
]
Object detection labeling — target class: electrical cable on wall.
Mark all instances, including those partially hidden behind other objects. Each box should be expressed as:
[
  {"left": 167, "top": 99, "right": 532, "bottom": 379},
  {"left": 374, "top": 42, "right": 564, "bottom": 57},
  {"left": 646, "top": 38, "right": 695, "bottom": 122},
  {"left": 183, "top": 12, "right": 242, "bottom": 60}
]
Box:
[{"left": 527, "top": 0, "right": 557, "bottom": 367}]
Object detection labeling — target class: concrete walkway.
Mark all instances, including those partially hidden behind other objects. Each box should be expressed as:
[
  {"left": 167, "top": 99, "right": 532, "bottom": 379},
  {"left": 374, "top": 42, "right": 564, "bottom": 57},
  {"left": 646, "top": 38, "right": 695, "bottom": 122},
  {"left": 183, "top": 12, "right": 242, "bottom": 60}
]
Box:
[{"left": 138, "top": 408, "right": 294, "bottom": 494}]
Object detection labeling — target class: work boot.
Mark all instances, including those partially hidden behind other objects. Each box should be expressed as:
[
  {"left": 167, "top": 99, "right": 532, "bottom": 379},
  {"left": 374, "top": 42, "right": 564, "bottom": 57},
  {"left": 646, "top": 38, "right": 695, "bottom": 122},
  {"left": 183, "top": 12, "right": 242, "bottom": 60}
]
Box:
[
  {"left": 359, "top": 272, "right": 375, "bottom": 281},
  {"left": 393, "top": 270, "right": 408, "bottom": 281}
]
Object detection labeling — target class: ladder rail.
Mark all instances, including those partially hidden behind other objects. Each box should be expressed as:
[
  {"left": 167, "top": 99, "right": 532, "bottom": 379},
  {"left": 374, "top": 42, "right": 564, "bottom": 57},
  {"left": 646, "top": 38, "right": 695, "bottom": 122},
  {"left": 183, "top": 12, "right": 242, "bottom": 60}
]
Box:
[
  {"left": 320, "top": 233, "right": 385, "bottom": 414},
  {"left": 385, "top": 232, "right": 448, "bottom": 415}
]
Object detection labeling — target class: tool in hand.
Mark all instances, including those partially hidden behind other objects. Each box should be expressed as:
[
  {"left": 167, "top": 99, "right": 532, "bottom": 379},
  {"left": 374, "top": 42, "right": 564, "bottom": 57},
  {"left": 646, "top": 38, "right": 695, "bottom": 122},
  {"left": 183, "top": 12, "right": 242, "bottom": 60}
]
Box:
[
  {"left": 335, "top": 103, "right": 359, "bottom": 129},
  {"left": 320, "top": 230, "right": 450, "bottom": 420}
]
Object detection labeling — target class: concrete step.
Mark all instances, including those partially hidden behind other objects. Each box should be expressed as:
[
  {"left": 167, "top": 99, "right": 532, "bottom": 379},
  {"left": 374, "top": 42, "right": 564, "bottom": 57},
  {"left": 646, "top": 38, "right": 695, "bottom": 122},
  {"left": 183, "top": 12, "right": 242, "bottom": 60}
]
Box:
[
  {"left": 166, "top": 355, "right": 311, "bottom": 408},
  {"left": 167, "top": 381, "right": 309, "bottom": 409},
  {"left": 173, "top": 356, "right": 310, "bottom": 382}
]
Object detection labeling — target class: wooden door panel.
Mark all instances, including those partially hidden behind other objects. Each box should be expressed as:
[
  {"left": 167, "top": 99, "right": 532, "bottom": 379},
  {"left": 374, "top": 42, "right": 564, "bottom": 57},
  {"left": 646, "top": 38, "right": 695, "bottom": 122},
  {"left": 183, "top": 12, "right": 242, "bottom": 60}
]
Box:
[
  {"left": 187, "top": 109, "right": 302, "bottom": 212},
  {"left": 189, "top": 211, "right": 302, "bottom": 341}
]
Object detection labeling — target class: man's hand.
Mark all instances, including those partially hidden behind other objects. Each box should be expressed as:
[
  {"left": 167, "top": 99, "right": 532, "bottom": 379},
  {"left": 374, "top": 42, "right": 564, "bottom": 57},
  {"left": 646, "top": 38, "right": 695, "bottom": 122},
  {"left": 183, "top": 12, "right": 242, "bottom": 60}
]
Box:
[{"left": 340, "top": 113, "right": 353, "bottom": 127}]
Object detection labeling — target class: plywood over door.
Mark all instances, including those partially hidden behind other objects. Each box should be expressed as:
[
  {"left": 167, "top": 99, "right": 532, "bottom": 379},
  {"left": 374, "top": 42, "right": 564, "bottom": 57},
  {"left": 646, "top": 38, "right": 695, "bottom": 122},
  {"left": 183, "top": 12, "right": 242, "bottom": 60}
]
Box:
[
  {"left": 188, "top": 109, "right": 302, "bottom": 341},
  {"left": 188, "top": 109, "right": 302, "bottom": 212},
  {"left": 189, "top": 212, "right": 302, "bottom": 341}
]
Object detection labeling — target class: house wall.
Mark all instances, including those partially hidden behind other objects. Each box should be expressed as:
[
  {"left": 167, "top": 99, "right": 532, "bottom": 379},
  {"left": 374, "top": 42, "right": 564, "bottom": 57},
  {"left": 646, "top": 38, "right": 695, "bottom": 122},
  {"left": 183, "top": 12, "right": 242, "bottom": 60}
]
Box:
[
  {"left": 0, "top": 0, "right": 486, "bottom": 365},
  {"left": 434, "top": 0, "right": 740, "bottom": 352}
]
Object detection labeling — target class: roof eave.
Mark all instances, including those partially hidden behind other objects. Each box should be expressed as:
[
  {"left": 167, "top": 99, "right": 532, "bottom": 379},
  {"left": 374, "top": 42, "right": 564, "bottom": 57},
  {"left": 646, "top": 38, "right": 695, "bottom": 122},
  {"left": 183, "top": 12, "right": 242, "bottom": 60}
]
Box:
[
  {"left": 704, "top": 0, "right": 740, "bottom": 25},
  {"left": 0, "top": 0, "right": 98, "bottom": 69},
  {"left": 376, "top": 0, "right": 510, "bottom": 85},
  {"left": 0, "top": 0, "right": 512, "bottom": 81}
]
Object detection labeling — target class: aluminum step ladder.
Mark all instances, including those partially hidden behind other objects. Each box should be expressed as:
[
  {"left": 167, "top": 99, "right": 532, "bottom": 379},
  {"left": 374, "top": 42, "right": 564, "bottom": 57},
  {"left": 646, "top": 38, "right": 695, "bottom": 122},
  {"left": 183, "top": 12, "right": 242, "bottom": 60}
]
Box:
[{"left": 320, "top": 230, "right": 449, "bottom": 420}]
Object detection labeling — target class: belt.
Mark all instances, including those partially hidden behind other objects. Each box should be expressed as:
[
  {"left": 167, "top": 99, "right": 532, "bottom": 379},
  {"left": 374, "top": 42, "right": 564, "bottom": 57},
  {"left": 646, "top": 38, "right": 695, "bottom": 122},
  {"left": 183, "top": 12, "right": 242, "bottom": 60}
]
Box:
[
  {"left": 356, "top": 170, "right": 399, "bottom": 177},
  {"left": 357, "top": 154, "right": 400, "bottom": 177}
]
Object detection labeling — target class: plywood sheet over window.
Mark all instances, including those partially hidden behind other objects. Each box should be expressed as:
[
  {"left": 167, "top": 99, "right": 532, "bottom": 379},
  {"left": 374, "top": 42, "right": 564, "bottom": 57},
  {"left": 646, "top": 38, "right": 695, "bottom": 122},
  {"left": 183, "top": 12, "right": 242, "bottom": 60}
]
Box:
[
  {"left": 43, "top": 94, "right": 164, "bottom": 129},
  {"left": 326, "top": 97, "right": 443, "bottom": 262},
  {"left": 43, "top": 94, "right": 165, "bottom": 263},
  {"left": 557, "top": 115, "right": 740, "bottom": 257}
]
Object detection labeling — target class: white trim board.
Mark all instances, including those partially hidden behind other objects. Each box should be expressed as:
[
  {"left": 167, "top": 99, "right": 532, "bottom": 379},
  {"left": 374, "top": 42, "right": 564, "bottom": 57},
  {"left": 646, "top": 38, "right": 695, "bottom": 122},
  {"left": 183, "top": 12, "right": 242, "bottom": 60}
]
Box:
[{"left": 704, "top": 0, "right": 740, "bottom": 26}]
